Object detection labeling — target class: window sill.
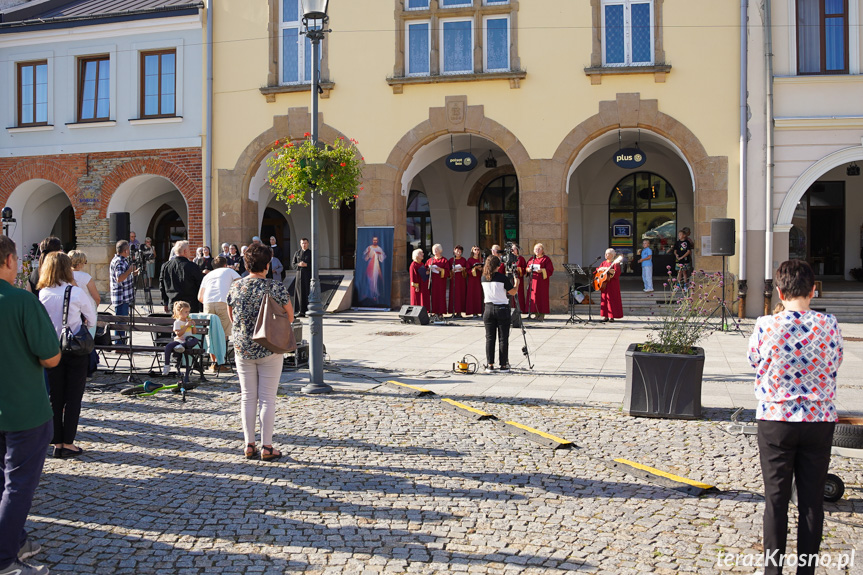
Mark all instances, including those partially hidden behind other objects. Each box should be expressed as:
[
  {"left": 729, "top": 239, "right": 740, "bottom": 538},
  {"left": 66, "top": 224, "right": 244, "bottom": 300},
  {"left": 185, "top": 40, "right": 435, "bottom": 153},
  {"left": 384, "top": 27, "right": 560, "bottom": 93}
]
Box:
[
  {"left": 387, "top": 70, "right": 526, "bottom": 93},
  {"left": 259, "top": 82, "right": 335, "bottom": 102},
  {"left": 67, "top": 120, "right": 117, "bottom": 129},
  {"left": 6, "top": 125, "right": 54, "bottom": 133},
  {"left": 129, "top": 117, "right": 183, "bottom": 125},
  {"left": 584, "top": 64, "right": 671, "bottom": 85}
]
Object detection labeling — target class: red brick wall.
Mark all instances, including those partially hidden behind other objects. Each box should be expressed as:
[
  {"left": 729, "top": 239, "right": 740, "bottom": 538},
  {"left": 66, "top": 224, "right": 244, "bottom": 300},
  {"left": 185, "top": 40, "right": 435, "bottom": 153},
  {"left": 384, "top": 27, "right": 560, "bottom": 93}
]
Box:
[{"left": 0, "top": 147, "right": 203, "bottom": 247}]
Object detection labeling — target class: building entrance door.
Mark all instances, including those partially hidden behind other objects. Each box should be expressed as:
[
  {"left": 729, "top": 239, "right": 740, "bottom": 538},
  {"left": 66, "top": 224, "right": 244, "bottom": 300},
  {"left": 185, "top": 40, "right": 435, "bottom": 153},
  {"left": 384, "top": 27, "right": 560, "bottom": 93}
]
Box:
[{"left": 789, "top": 181, "right": 845, "bottom": 276}]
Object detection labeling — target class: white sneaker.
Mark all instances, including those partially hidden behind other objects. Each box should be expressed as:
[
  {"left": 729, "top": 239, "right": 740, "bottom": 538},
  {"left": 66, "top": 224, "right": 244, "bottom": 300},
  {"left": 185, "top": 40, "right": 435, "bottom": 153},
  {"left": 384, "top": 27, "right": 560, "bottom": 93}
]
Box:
[
  {"left": 484, "top": 365, "right": 494, "bottom": 374},
  {"left": 162, "top": 364, "right": 171, "bottom": 376}
]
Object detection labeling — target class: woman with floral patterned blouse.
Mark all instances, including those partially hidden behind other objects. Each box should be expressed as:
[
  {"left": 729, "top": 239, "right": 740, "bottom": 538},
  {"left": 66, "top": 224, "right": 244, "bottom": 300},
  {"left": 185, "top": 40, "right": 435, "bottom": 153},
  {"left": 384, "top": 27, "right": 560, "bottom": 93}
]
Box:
[
  {"left": 748, "top": 259, "right": 843, "bottom": 575},
  {"left": 227, "top": 243, "right": 294, "bottom": 462}
]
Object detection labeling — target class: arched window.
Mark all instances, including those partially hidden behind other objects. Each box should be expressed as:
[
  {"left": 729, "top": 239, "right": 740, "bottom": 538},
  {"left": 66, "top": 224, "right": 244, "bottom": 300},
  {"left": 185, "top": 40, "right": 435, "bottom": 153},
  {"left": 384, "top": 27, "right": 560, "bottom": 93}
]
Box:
[
  {"left": 478, "top": 174, "right": 518, "bottom": 252},
  {"left": 608, "top": 172, "right": 676, "bottom": 275},
  {"left": 407, "top": 190, "right": 432, "bottom": 264}
]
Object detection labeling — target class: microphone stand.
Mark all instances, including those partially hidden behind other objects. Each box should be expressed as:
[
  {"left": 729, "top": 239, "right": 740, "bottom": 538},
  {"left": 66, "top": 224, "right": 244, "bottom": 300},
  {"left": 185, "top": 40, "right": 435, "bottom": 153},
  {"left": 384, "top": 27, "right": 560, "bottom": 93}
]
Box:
[
  {"left": 586, "top": 255, "right": 603, "bottom": 322},
  {"left": 524, "top": 257, "right": 535, "bottom": 319}
]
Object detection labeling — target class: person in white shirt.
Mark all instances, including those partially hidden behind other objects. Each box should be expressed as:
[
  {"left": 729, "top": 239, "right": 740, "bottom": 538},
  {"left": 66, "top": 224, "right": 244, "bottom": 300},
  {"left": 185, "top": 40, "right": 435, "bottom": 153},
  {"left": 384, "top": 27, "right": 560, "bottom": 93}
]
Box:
[
  {"left": 480, "top": 255, "right": 517, "bottom": 373},
  {"left": 37, "top": 252, "right": 97, "bottom": 459},
  {"left": 68, "top": 250, "right": 100, "bottom": 336},
  {"left": 198, "top": 256, "right": 241, "bottom": 371}
]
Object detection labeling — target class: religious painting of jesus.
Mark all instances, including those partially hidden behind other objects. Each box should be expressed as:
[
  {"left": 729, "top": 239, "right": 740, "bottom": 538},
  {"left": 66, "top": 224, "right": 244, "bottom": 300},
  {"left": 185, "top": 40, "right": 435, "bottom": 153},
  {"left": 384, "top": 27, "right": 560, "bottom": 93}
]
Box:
[{"left": 354, "top": 227, "right": 394, "bottom": 308}]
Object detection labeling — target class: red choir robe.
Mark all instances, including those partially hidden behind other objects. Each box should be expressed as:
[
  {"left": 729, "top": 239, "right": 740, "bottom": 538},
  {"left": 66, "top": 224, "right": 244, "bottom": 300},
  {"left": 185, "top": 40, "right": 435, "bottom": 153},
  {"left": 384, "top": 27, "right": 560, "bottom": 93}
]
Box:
[
  {"left": 598, "top": 260, "right": 624, "bottom": 319},
  {"left": 426, "top": 256, "right": 450, "bottom": 315},
  {"left": 409, "top": 261, "right": 430, "bottom": 309},
  {"left": 527, "top": 255, "right": 554, "bottom": 315},
  {"left": 465, "top": 257, "right": 484, "bottom": 315},
  {"left": 448, "top": 256, "right": 468, "bottom": 314},
  {"left": 515, "top": 256, "right": 527, "bottom": 311}
]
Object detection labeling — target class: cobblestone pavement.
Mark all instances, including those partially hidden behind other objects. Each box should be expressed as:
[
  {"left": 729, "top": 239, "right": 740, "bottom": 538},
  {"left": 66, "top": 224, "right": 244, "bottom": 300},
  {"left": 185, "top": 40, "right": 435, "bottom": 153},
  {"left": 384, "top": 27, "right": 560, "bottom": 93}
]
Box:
[{"left": 27, "top": 372, "right": 863, "bottom": 574}]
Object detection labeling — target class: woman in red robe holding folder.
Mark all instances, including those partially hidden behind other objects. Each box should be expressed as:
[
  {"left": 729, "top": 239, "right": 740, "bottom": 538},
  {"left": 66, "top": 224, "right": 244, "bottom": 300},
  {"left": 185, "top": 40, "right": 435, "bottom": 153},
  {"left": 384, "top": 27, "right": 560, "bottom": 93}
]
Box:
[
  {"left": 512, "top": 244, "right": 528, "bottom": 311},
  {"left": 409, "top": 248, "right": 430, "bottom": 309},
  {"left": 466, "top": 245, "right": 483, "bottom": 317},
  {"left": 448, "top": 245, "right": 467, "bottom": 318},
  {"left": 426, "top": 244, "right": 450, "bottom": 317},
  {"left": 527, "top": 243, "right": 554, "bottom": 321}
]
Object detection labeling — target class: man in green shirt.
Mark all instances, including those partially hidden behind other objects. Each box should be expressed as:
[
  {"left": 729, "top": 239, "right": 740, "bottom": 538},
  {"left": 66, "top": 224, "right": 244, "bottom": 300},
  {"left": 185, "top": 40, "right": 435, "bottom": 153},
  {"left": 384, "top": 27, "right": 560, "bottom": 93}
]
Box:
[{"left": 0, "top": 235, "right": 61, "bottom": 575}]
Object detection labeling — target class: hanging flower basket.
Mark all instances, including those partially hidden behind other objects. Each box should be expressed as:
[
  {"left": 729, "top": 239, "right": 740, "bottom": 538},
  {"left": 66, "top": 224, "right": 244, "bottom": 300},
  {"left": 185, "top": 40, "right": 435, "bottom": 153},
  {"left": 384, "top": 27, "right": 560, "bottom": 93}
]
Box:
[{"left": 266, "top": 133, "right": 364, "bottom": 212}]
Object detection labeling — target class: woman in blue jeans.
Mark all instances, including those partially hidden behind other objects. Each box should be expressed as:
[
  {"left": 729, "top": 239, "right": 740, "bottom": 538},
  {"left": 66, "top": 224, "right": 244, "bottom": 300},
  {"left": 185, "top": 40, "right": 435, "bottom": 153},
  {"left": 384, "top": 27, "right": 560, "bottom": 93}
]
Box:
[{"left": 480, "top": 255, "right": 517, "bottom": 374}]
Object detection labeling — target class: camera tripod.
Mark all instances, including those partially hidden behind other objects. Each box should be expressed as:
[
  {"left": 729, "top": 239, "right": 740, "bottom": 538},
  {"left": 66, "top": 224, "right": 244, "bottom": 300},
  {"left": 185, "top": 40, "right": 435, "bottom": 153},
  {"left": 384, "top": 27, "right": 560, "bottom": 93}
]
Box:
[
  {"left": 502, "top": 255, "right": 533, "bottom": 369},
  {"left": 130, "top": 248, "right": 154, "bottom": 314}
]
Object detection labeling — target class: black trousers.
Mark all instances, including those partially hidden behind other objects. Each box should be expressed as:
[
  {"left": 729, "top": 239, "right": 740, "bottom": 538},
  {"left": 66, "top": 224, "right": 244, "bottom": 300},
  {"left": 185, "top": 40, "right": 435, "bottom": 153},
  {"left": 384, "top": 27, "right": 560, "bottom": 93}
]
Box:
[
  {"left": 295, "top": 272, "right": 310, "bottom": 314},
  {"left": 757, "top": 420, "right": 835, "bottom": 575},
  {"left": 46, "top": 353, "right": 89, "bottom": 445},
  {"left": 483, "top": 303, "right": 511, "bottom": 366}
]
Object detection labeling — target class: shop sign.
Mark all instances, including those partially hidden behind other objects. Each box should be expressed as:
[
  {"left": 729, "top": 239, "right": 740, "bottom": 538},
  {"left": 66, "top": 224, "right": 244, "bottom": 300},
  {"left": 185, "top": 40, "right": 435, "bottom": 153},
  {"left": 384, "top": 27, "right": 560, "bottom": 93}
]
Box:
[
  {"left": 613, "top": 148, "right": 646, "bottom": 169},
  {"left": 446, "top": 152, "right": 478, "bottom": 172}
]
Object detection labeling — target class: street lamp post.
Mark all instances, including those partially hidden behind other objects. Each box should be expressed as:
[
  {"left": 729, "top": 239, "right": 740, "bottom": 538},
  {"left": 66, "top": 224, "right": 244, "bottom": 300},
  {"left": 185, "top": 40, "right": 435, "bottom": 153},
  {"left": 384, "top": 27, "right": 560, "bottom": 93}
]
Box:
[{"left": 300, "top": 0, "right": 333, "bottom": 394}]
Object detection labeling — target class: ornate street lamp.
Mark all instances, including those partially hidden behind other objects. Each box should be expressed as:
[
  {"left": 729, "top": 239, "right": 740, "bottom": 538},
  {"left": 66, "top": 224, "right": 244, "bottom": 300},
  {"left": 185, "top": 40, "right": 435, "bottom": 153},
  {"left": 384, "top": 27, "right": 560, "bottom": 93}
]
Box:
[{"left": 300, "top": 0, "right": 332, "bottom": 394}]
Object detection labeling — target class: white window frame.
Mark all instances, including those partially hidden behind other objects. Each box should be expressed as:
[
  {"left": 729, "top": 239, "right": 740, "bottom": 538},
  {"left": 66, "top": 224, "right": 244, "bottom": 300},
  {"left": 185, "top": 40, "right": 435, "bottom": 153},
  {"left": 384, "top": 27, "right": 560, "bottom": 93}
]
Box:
[
  {"left": 405, "top": 0, "right": 430, "bottom": 10},
  {"left": 279, "top": 0, "right": 312, "bottom": 85},
  {"left": 405, "top": 19, "right": 432, "bottom": 76},
  {"left": 440, "top": 0, "right": 473, "bottom": 7},
  {"left": 439, "top": 17, "right": 475, "bottom": 75},
  {"left": 601, "top": 0, "right": 654, "bottom": 67},
  {"left": 483, "top": 14, "right": 510, "bottom": 72}
]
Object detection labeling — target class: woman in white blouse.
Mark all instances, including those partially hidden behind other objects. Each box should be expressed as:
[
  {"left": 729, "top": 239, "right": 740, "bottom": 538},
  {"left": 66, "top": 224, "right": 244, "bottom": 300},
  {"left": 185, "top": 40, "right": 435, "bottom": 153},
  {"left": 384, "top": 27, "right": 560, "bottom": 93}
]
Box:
[
  {"left": 69, "top": 250, "right": 100, "bottom": 336},
  {"left": 37, "top": 252, "right": 97, "bottom": 459}
]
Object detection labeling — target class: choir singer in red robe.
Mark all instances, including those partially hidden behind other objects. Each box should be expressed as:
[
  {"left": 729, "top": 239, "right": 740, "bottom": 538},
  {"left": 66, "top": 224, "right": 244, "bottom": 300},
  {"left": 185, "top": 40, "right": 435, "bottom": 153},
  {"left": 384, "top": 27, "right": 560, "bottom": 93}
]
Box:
[
  {"left": 466, "top": 245, "right": 483, "bottom": 318},
  {"left": 426, "top": 244, "right": 450, "bottom": 318},
  {"left": 511, "top": 244, "right": 527, "bottom": 311},
  {"left": 409, "top": 248, "right": 430, "bottom": 309},
  {"left": 527, "top": 243, "right": 553, "bottom": 321},
  {"left": 448, "top": 245, "right": 467, "bottom": 318},
  {"left": 597, "top": 248, "right": 623, "bottom": 322}
]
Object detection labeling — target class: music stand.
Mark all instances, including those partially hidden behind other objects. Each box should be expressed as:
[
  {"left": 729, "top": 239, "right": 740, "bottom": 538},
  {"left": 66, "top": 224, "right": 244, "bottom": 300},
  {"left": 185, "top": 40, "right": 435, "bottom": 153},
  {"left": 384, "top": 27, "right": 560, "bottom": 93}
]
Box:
[{"left": 562, "top": 263, "right": 587, "bottom": 324}]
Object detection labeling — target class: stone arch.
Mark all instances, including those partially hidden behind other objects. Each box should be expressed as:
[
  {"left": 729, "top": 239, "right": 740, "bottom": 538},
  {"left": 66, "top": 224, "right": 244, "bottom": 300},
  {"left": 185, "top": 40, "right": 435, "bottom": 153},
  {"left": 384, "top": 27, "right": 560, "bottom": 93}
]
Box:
[
  {"left": 100, "top": 158, "right": 203, "bottom": 245},
  {"left": 381, "top": 99, "right": 536, "bottom": 306},
  {"left": 552, "top": 92, "right": 727, "bottom": 263},
  {"left": 218, "top": 107, "right": 359, "bottom": 244},
  {"left": 0, "top": 158, "right": 79, "bottom": 211},
  {"left": 776, "top": 145, "right": 863, "bottom": 226}
]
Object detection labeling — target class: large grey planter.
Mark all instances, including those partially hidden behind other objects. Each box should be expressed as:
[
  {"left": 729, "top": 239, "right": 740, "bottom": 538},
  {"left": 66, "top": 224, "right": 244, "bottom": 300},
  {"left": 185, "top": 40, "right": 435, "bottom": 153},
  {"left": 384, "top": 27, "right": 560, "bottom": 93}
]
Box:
[{"left": 623, "top": 343, "right": 705, "bottom": 419}]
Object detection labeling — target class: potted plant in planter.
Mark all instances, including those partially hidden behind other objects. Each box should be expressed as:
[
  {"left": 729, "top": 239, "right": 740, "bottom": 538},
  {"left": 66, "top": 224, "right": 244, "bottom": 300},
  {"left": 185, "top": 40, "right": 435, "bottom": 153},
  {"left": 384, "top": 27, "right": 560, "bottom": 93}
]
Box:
[
  {"left": 623, "top": 269, "right": 731, "bottom": 419},
  {"left": 266, "top": 134, "right": 363, "bottom": 211}
]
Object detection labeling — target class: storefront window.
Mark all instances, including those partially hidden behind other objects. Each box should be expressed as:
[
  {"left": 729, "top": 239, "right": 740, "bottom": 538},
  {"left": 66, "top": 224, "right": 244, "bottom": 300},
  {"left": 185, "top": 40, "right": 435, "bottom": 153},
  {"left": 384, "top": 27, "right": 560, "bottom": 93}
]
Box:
[
  {"left": 608, "top": 172, "right": 676, "bottom": 275},
  {"left": 478, "top": 175, "right": 518, "bottom": 252}
]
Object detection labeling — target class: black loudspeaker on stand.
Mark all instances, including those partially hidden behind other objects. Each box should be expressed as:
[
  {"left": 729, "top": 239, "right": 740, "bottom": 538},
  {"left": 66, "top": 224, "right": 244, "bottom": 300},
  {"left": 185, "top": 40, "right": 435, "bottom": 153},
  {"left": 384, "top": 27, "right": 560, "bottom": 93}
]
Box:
[
  {"left": 109, "top": 212, "right": 131, "bottom": 243},
  {"left": 399, "top": 305, "right": 429, "bottom": 325},
  {"left": 706, "top": 218, "right": 744, "bottom": 336}
]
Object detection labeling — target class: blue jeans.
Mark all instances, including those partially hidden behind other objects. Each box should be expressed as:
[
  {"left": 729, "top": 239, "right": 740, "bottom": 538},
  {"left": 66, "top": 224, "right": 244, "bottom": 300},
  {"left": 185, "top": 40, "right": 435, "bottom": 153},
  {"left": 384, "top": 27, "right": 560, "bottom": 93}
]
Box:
[
  {"left": 641, "top": 265, "right": 653, "bottom": 291},
  {"left": 0, "top": 420, "right": 52, "bottom": 570},
  {"left": 114, "top": 301, "right": 130, "bottom": 342}
]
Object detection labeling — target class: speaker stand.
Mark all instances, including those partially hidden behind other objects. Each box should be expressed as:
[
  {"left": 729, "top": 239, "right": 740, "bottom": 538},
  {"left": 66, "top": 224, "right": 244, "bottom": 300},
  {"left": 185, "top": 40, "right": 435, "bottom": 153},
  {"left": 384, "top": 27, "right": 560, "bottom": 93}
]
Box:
[{"left": 704, "top": 255, "right": 745, "bottom": 337}]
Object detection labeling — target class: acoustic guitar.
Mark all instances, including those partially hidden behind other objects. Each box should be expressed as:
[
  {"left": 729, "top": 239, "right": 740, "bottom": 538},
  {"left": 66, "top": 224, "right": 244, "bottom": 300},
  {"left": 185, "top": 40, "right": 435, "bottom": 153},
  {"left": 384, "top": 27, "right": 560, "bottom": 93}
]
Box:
[{"left": 593, "top": 255, "right": 625, "bottom": 292}]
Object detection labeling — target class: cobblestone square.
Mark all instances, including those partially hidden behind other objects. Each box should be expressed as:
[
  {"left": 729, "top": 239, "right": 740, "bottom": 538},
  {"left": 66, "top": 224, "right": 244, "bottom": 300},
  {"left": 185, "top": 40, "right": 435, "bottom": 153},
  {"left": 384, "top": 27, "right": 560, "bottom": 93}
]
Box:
[{"left": 28, "top": 364, "right": 863, "bottom": 574}]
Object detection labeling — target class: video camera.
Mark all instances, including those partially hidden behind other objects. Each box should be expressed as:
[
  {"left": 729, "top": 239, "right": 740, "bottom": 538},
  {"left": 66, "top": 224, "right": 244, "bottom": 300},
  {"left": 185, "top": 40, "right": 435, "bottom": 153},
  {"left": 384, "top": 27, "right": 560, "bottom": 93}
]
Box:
[{"left": 500, "top": 241, "right": 519, "bottom": 277}]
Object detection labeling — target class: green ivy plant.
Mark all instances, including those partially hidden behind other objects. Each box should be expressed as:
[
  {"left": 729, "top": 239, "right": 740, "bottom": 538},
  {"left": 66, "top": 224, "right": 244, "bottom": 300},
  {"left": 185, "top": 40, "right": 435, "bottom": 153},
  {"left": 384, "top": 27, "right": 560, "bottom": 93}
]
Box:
[{"left": 266, "top": 134, "right": 364, "bottom": 212}]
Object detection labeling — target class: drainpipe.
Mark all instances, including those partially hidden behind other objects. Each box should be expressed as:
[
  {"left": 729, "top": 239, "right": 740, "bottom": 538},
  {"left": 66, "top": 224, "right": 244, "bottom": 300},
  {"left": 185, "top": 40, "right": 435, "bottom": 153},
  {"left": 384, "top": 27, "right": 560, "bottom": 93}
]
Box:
[
  {"left": 203, "top": 0, "right": 214, "bottom": 248},
  {"left": 738, "top": 0, "right": 749, "bottom": 318},
  {"left": 763, "top": 0, "right": 774, "bottom": 315}
]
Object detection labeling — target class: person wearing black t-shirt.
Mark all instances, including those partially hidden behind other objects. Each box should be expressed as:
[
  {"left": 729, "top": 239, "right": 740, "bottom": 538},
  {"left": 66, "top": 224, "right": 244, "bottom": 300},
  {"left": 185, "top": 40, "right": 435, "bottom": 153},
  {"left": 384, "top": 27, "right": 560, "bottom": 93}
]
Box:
[
  {"left": 673, "top": 229, "right": 692, "bottom": 290},
  {"left": 480, "top": 255, "right": 518, "bottom": 373}
]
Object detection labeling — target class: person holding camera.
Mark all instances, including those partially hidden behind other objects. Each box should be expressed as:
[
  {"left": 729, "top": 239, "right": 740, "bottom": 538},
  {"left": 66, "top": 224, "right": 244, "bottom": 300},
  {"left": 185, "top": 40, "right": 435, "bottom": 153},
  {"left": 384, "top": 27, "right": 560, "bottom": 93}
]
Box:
[
  {"left": 109, "top": 240, "right": 137, "bottom": 343},
  {"left": 481, "top": 255, "right": 517, "bottom": 373}
]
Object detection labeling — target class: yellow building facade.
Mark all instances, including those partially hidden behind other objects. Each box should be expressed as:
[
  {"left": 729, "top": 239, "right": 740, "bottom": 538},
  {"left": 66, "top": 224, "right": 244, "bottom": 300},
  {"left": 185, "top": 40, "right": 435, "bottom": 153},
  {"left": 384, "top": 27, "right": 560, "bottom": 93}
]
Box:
[{"left": 212, "top": 0, "right": 742, "bottom": 309}]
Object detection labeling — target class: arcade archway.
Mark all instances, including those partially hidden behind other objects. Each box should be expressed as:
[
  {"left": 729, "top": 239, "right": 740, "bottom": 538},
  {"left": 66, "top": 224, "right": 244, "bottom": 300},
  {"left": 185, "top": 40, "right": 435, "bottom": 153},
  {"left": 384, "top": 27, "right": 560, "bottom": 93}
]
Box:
[{"left": 3, "top": 179, "right": 76, "bottom": 255}]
